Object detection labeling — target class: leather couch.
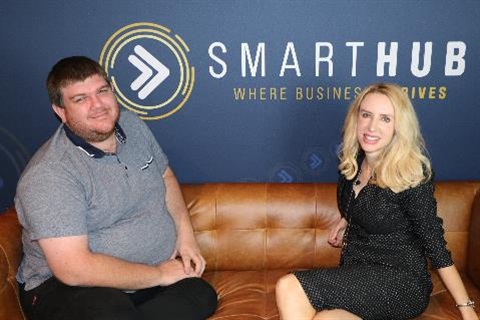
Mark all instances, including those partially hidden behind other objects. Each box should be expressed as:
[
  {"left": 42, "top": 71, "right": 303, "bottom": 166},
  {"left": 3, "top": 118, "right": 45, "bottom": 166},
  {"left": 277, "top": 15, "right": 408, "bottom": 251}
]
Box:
[{"left": 1, "top": 182, "right": 479, "bottom": 320}]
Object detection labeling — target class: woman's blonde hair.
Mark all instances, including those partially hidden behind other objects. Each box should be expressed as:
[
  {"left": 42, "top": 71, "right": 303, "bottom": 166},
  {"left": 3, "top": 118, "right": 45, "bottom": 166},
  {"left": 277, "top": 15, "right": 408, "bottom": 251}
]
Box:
[{"left": 338, "top": 83, "right": 432, "bottom": 193}]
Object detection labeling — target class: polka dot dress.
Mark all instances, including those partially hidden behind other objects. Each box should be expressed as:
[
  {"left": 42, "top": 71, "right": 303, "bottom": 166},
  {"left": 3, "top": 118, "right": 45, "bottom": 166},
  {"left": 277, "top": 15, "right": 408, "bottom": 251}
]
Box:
[{"left": 294, "top": 167, "right": 453, "bottom": 319}]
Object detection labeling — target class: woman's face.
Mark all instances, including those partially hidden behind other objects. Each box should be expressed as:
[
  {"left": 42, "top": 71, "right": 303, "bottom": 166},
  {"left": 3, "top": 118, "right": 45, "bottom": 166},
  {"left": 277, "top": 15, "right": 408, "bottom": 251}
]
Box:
[{"left": 356, "top": 92, "right": 395, "bottom": 160}]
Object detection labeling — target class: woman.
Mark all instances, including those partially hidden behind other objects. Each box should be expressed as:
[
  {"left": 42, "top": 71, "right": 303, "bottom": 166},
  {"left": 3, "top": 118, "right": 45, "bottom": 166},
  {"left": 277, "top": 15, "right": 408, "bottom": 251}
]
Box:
[{"left": 275, "top": 83, "right": 478, "bottom": 320}]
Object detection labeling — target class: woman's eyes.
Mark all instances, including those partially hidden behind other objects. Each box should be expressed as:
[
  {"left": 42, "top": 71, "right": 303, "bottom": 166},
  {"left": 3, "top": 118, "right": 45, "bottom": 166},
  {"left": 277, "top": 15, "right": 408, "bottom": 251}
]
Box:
[
  {"left": 381, "top": 116, "right": 392, "bottom": 123},
  {"left": 361, "top": 112, "right": 392, "bottom": 123}
]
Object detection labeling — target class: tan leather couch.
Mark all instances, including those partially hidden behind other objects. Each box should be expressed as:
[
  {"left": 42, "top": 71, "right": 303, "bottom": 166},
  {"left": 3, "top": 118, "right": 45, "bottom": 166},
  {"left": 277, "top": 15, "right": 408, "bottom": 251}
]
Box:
[{"left": 1, "top": 182, "right": 479, "bottom": 320}]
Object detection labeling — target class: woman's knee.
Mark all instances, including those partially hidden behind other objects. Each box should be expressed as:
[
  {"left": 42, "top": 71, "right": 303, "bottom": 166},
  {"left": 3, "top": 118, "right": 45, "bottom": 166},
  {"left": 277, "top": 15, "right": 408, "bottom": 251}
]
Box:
[
  {"left": 276, "top": 274, "right": 303, "bottom": 300},
  {"left": 276, "top": 274, "right": 316, "bottom": 319}
]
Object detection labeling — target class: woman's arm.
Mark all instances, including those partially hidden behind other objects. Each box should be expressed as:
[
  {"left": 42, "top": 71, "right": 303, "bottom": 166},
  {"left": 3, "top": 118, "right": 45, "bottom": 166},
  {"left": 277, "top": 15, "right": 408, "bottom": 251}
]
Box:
[
  {"left": 402, "top": 177, "right": 477, "bottom": 319},
  {"left": 437, "top": 265, "right": 478, "bottom": 320}
]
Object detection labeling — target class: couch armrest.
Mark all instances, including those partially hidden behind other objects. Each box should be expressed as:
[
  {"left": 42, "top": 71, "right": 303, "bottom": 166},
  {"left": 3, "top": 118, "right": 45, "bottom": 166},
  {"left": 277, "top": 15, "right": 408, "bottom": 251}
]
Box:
[
  {"left": 0, "top": 207, "right": 24, "bottom": 320},
  {"left": 0, "top": 207, "right": 23, "bottom": 280},
  {"left": 468, "top": 186, "right": 480, "bottom": 288}
]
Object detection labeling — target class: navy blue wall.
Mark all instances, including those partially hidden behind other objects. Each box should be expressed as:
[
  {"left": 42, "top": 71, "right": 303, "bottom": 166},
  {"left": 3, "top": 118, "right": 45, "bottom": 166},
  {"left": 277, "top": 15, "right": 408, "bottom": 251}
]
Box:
[{"left": 1, "top": 0, "right": 479, "bottom": 211}]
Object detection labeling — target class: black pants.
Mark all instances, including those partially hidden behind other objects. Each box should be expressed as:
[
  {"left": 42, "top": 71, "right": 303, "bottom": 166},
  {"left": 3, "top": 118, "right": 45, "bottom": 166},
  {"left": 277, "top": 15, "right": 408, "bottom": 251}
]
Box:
[{"left": 19, "top": 277, "right": 217, "bottom": 320}]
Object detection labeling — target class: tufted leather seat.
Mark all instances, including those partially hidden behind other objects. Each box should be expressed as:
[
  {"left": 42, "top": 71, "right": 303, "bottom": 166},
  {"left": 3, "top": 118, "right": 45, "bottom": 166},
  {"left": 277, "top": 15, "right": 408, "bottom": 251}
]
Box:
[{"left": 1, "top": 182, "right": 479, "bottom": 320}]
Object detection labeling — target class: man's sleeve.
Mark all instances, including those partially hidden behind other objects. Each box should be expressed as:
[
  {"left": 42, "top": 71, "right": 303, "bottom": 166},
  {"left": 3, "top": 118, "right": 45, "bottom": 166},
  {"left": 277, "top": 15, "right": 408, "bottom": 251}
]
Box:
[{"left": 15, "top": 165, "right": 88, "bottom": 240}]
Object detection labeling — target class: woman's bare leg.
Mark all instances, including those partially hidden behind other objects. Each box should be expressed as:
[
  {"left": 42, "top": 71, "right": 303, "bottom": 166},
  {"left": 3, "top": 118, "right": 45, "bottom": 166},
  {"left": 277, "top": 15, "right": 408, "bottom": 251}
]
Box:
[
  {"left": 276, "top": 274, "right": 316, "bottom": 320},
  {"left": 313, "top": 309, "right": 361, "bottom": 320},
  {"left": 276, "top": 274, "right": 362, "bottom": 320}
]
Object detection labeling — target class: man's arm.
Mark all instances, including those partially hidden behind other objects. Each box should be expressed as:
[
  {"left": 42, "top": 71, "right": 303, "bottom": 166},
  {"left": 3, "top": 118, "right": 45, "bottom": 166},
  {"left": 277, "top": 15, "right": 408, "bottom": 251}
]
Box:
[
  {"left": 163, "top": 166, "right": 206, "bottom": 276},
  {"left": 39, "top": 235, "right": 194, "bottom": 290}
]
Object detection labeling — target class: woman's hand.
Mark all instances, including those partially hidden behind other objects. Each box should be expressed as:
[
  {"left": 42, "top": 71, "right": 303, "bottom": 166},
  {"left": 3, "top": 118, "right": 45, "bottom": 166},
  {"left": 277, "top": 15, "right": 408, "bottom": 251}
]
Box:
[
  {"left": 459, "top": 306, "right": 478, "bottom": 320},
  {"left": 328, "top": 217, "right": 348, "bottom": 247}
]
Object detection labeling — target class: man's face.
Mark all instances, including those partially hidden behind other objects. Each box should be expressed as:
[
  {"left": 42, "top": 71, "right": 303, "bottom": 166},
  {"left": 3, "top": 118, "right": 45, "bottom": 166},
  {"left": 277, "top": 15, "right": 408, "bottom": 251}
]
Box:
[{"left": 53, "top": 74, "right": 120, "bottom": 143}]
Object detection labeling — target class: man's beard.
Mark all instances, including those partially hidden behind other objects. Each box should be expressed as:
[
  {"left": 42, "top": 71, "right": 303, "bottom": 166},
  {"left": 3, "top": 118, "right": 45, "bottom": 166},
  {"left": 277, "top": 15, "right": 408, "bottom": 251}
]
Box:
[
  {"left": 67, "top": 111, "right": 120, "bottom": 144},
  {"left": 75, "top": 128, "right": 115, "bottom": 143}
]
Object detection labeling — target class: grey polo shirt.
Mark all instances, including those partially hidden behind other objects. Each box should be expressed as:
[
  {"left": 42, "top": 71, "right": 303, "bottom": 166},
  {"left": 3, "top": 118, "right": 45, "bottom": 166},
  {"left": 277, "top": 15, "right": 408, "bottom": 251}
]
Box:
[{"left": 15, "top": 110, "right": 176, "bottom": 290}]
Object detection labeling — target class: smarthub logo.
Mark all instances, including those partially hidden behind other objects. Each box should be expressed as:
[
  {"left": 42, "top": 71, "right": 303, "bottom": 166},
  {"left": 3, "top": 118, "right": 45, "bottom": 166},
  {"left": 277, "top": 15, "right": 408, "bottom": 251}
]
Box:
[{"left": 100, "top": 22, "right": 195, "bottom": 120}]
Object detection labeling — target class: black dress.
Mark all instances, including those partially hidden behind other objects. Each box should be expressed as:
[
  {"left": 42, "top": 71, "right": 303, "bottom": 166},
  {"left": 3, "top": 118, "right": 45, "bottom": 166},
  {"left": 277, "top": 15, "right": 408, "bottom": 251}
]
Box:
[{"left": 294, "top": 164, "right": 454, "bottom": 319}]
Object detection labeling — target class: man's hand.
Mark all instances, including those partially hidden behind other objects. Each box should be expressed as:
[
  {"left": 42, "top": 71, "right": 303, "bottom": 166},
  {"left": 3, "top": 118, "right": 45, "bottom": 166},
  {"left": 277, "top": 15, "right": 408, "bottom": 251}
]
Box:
[
  {"left": 328, "top": 217, "right": 348, "bottom": 248},
  {"left": 170, "top": 232, "right": 206, "bottom": 276},
  {"left": 156, "top": 258, "right": 198, "bottom": 286}
]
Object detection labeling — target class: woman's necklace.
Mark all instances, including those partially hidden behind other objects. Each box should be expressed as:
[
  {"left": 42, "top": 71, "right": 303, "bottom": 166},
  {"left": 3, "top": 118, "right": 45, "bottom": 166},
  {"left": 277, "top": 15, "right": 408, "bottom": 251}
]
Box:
[
  {"left": 354, "top": 167, "right": 362, "bottom": 186},
  {"left": 353, "top": 160, "right": 371, "bottom": 191}
]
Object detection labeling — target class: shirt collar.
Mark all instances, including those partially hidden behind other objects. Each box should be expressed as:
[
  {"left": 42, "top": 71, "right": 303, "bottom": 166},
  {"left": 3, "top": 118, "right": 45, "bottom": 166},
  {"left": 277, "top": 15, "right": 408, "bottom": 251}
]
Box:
[{"left": 64, "top": 124, "right": 127, "bottom": 159}]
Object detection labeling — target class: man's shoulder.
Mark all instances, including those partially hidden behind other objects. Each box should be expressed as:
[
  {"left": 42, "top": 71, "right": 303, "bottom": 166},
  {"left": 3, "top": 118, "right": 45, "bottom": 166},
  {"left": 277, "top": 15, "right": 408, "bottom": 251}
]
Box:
[
  {"left": 118, "top": 109, "right": 155, "bottom": 142},
  {"left": 19, "top": 126, "right": 79, "bottom": 185},
  {"left": 119, "top": 109, "right": 143, "bottom": 127}
]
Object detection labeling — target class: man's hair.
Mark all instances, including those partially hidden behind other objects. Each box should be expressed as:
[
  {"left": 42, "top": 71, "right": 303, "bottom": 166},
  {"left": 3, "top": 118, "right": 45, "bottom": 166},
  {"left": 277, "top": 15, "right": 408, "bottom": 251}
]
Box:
[
  {"left": 46, "top": 56, "right": 110, "bottom": 107},
  {"left": 338, "top": 83, "right": 432, "bottom": 193}
]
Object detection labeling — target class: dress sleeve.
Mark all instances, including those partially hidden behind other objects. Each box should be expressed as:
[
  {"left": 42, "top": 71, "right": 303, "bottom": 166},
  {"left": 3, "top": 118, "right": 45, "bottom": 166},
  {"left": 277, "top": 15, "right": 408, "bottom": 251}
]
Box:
[{"left": 401, "top": 176, "right": 453, "bottom": 269}]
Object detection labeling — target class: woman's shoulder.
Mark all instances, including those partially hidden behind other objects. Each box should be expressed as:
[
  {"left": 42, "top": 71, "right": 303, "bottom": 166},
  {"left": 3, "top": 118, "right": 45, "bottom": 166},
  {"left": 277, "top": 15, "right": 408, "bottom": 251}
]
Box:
[{"left": 400, "top": 170, "right": 435, "bottom": 201}]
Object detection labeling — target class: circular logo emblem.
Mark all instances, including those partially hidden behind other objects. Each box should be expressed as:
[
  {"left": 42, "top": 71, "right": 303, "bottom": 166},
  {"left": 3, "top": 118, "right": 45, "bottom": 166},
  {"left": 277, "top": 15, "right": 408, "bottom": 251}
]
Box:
[
  {"left": 100, "top": 22, "right": 195, "bottom": 120},
  {"left": 0, "top": 127, "right": 29, "bottom": 210}
]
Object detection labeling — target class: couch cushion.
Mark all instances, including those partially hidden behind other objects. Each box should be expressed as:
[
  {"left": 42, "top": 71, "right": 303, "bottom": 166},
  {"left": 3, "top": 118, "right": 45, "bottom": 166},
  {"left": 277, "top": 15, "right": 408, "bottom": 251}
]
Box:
[
  {"left": 204, "top": 270, "right": 480, "bottom": 320},
  {"left": 204, "top": 270, "right": 284, "bottom": 320}
]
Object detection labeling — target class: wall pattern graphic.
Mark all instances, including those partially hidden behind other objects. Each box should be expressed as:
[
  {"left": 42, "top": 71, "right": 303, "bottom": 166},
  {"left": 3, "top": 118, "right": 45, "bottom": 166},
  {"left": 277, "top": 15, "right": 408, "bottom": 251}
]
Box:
[{"left": 0, "top": 1, "right": 479, "bottom": 211}]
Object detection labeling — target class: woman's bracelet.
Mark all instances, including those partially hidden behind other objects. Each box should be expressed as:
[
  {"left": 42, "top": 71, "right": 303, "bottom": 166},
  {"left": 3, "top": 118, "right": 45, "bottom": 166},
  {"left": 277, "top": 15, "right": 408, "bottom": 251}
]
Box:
[{"left": 455, "top": 299, "right": 475, "bottom": 308}]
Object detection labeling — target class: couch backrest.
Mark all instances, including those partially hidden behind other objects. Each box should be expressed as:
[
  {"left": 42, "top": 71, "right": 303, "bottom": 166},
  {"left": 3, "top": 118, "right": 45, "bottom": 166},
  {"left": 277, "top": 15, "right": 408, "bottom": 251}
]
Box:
[
  {"left": 182, "top": 182, "right": 480, "bottom": 274},
  {"left": 183, "top": 183, "right": 343, "bottom": 272}
]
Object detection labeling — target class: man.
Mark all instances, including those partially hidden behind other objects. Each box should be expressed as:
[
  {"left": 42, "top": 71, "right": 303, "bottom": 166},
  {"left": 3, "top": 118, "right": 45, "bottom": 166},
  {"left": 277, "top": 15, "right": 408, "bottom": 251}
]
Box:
[{"left": 15, "top": 56, "right": 217, "bottom": 320}]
